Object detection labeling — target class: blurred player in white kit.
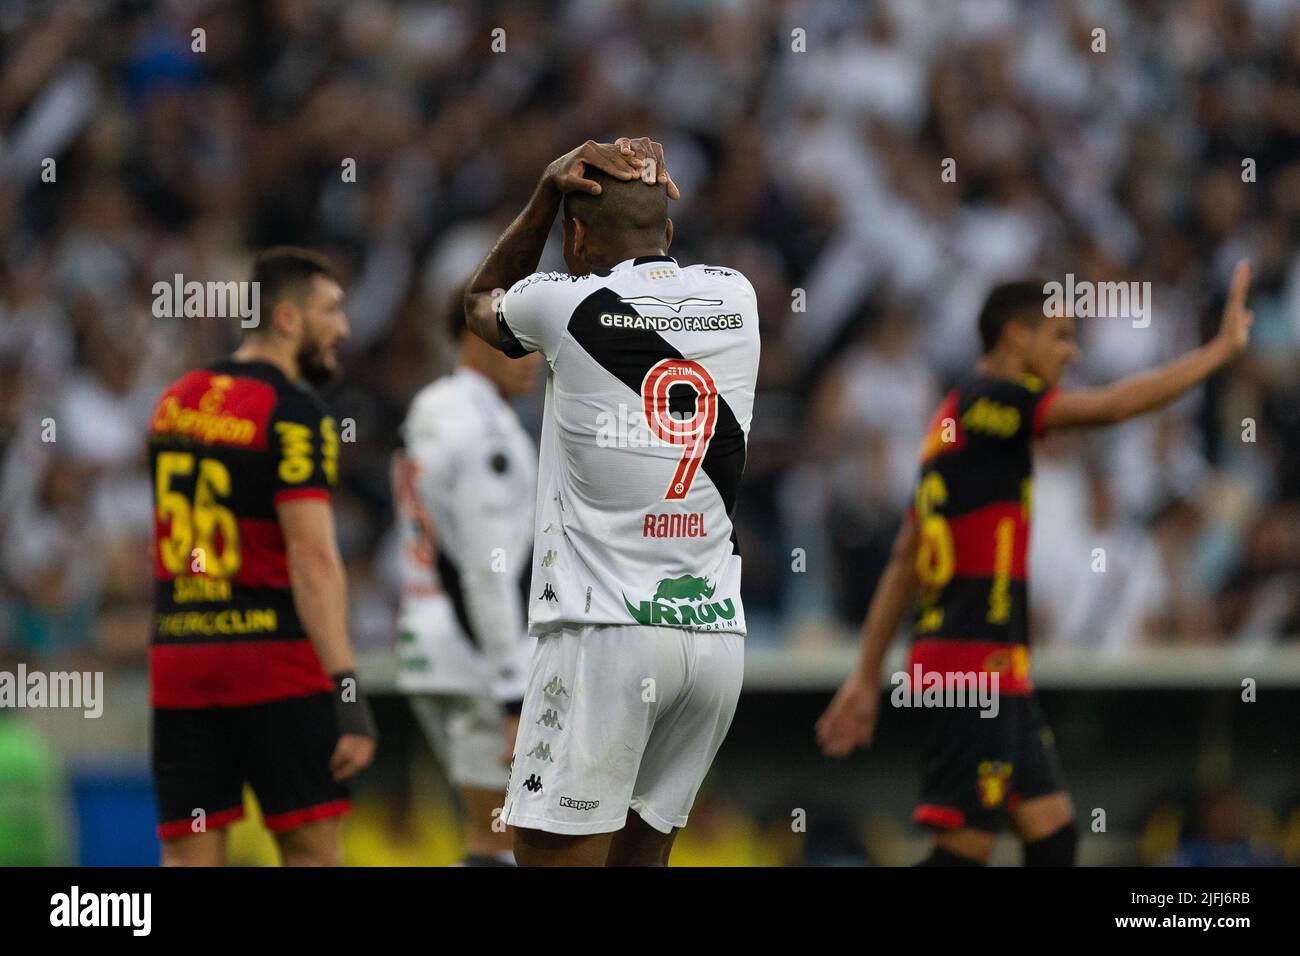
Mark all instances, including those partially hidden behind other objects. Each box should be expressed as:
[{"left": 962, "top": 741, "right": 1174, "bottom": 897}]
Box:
[{"left": 392, "top": 291, "right": 542, "bottom": 865}]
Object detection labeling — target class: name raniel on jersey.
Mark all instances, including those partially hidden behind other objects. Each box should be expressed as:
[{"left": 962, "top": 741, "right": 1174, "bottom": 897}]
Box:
[
  {"left": 148, "top": 360, "right": 339, "bottom": 709},
  {"left": 908, "top": 374, "right": 1058, "bottom": 696}
]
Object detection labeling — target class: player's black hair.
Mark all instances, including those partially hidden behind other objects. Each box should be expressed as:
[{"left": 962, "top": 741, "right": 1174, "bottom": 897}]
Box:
[
  {"left": 246, "top": 246, "right": 339, "bottom": 335},
  {"left": 977, "top": 281, "right": 1051, "bottom": 354},
  {"left": 563, "top": 166, "right": 668, "bottom": 240}
]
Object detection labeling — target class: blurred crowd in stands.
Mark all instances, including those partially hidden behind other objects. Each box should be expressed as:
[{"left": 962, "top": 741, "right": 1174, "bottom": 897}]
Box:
[{"left": 2, "top": 0, "right": 1300, "bottom": 665}]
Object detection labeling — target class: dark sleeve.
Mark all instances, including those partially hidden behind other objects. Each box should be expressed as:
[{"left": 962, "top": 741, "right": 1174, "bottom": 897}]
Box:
[
  {"left": 496, "top": 311, "right": 531, "bottom": 359},
  {"left": 270, "top": 388, "right": 339, "bottom": 504}
]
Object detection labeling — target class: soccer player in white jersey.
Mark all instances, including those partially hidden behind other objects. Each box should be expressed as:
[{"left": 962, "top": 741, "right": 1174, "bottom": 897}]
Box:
[
  {"left": 393, "top": 292, "right": 542, "bottom": 865},
  {"left": 463, "top": 139, "right": 760, "bottom": 866}
]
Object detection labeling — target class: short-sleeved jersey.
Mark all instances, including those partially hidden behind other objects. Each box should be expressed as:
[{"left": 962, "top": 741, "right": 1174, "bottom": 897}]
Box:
[
  {"left": 148, "top": 359, "right": 339, "bottom": 708},
  {"left": 496, "top": 255, "right": 760, "bottom": 636},
  {"left": 393, "top": 367, "right": 535, "bottom": 701},
  {"left": 908, "top": 374, "right": 1058, "bottom": 695}
]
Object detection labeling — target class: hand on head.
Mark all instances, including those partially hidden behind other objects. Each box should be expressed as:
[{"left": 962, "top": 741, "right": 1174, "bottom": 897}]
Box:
[{"left": 545, "top": 138, "right": 679, "bottom": 200}]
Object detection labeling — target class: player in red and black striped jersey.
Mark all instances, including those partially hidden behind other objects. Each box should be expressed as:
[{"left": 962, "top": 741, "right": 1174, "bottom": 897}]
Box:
[
  {"left": 149, "top": 247, "right": 375, "bottom": 866},
  {"left": 907, "top": 372, "right": 1055, "bottom": 691},
  {"left": 818, "top": 262, "right": 1255, "bottom": 866}
]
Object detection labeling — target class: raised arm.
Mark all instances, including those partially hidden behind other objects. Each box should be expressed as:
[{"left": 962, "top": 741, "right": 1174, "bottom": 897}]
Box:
[
  {"left": 1044, "top": 260, "right": 1254, "bottom": 429},
  {"left": 463, "top": 139, "right": 667, "bottom": 350}
]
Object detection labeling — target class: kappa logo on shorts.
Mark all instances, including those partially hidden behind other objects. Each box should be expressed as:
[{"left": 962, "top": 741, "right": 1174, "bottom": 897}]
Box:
[
  {"left": 521, "top": 774, "right": 543, "bottom": 793},
  {"left": 539, "top": 583, "right": 558, "bottom": 603},
  {"left": 536, "top": 708, "right": 563, "bottom": 729},
  {"left": 527, "top": 742, "right": 555, "bottom": 762},
  {"left": 543, "top": 675, "right": 570, "bottom": 697},
  {"left": 559, "top": 797, "right": 600, "bottom": 811}
]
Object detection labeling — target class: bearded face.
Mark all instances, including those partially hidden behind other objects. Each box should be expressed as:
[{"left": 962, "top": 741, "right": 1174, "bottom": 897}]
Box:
[
  {"left": 294, "top": 274, "right": 349, "bottom": 388},
  {"left": 298, "top": 330, "right": 342, "bottom": 388}
]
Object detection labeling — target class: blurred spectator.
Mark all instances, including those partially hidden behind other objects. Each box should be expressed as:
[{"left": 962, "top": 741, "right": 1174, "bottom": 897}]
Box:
[
  {"left": 1171, "top": 785, "right": 1283, "bottom": 867},
  {"left": 0, "top": 0, "right": 1297, "bottom": 662}
]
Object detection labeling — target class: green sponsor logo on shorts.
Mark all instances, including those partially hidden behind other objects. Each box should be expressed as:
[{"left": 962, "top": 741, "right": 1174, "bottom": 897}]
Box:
[{"left": 623, "top": 574, "right": 736, "bottom": 629}]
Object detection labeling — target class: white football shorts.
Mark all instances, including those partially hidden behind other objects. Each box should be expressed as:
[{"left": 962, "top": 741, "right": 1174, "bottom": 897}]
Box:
[
  {"left": 501, "top": 623, "right": 743, "bottom": 835},
  {"left": 409, "top": 693, "right": 510, "bottom": 792}
]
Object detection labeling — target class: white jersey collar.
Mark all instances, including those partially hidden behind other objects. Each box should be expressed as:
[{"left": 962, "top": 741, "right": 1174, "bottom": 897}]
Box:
[{"left": 610, "top": 254, "right": 677, "bottom": 272}]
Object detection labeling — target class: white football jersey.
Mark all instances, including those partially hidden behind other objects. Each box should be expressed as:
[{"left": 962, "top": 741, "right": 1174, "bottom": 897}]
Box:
[
  {"left": 393, "top": 367, "right": 535, "bottom": 699},
  {"left": 497, "top": 255, "right": 760, "bottom": 636}
]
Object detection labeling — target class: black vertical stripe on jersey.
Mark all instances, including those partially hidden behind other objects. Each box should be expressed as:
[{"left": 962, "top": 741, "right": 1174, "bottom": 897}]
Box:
[
  {"left": 436, "top": 547, "right": 529, "bottom": 651},
  {"left": 566, "top": 286, "right": 746, "bottom": 549},
  {"left": 435, "top": 548, "right": 480, "bottom": 651}
]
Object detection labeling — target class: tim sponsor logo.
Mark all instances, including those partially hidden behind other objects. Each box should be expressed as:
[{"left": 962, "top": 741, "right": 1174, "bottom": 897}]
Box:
[{"left": 50, "top": 886, "right": 151, "bottom": 936}]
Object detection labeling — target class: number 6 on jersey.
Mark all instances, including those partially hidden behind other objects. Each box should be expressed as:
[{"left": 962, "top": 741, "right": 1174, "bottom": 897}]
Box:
[{"left": 641, "top": 358, "right": 718, "bottom": 500}]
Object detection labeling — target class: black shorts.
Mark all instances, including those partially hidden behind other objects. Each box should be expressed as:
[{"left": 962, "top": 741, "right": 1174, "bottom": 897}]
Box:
[
  {"left": 913, "top": 693, "right": 1067, "bottom": 834},
  {"left": 152, "top": 691, "right": 349, "bottom": 840}
]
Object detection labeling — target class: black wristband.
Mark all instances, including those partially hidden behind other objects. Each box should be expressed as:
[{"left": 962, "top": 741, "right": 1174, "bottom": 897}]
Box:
[
  {"left": 331, "top": 670, "right": 378, "bottom": 740},
  {"left": 503, "top": 698, "right": 524, "bottom": 717}
]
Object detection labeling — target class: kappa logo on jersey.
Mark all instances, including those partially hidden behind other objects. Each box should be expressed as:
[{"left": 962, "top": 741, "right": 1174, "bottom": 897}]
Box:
[
  {"left": 539, "top": 583, "right": 558, "bottom": 603},
  {"left": 622, "top": 574, "right": 737, "bottom": 629},
  {"left": 541, "top": 550, "right": 558, "bottom": 567},
  {"left": 618, "top": 294, "right": 723, "bottom": 313},
  {"left": 536, "top": 708, "right": 563, "bottom": 730},
  {"left": 527, "top": 742, "right": 554, "bottom": 762},
  {"left": 558, "top": 797, "right": 600, "bottom": 811},
  {"left": 543, "top": 675, "right": 570, "bottom": 697},
  {"left": 521, "top": 773, "right": 543, "bottom": 792}
]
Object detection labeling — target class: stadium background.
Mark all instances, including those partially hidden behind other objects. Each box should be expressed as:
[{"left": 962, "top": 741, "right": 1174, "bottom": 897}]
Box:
[{"left": 1, "top": 0, "right": 1299, "bottom": 865}]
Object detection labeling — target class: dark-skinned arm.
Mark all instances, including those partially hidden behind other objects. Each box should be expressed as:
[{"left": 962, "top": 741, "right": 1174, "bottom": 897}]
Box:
[{"left": 464, "top": 140, "right": 661, "bottom": 351}]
